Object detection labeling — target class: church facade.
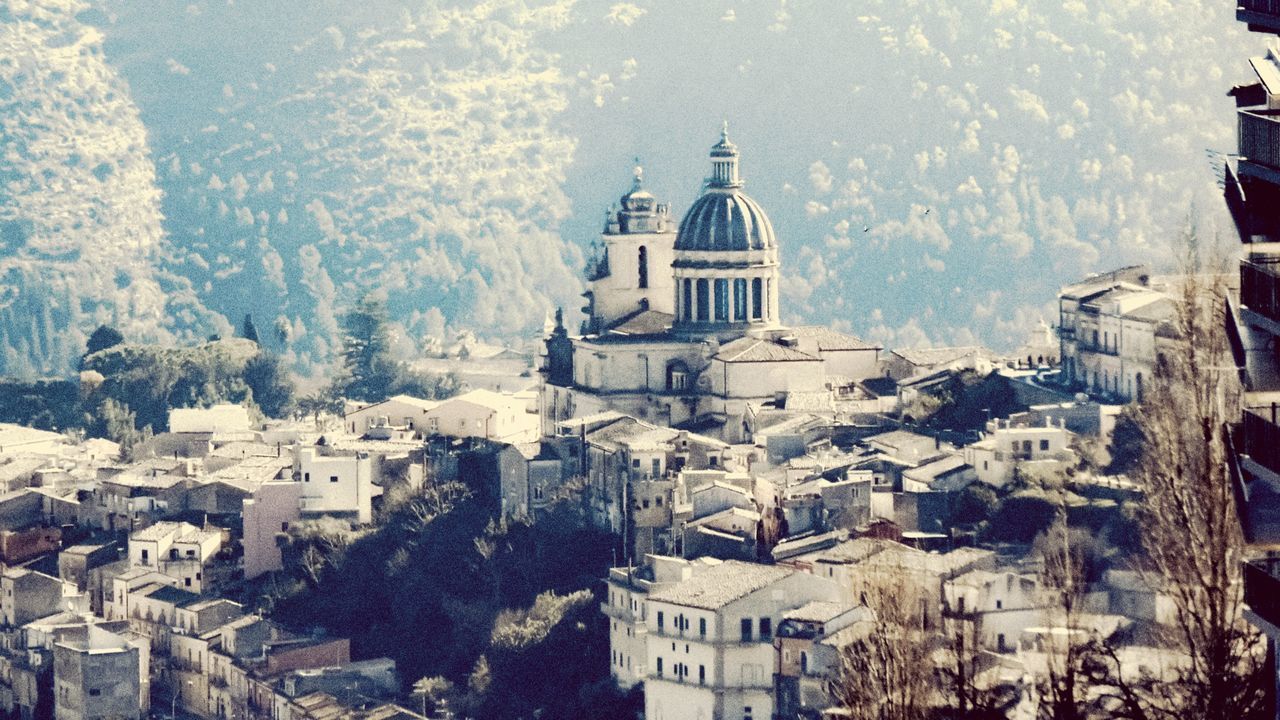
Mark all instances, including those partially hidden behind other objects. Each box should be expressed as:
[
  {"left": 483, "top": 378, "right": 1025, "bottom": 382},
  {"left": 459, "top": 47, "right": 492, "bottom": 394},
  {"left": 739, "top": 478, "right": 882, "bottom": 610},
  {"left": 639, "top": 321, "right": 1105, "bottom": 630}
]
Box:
[{"left": 541, "top": 127, "right": 880, "bottom": 443}]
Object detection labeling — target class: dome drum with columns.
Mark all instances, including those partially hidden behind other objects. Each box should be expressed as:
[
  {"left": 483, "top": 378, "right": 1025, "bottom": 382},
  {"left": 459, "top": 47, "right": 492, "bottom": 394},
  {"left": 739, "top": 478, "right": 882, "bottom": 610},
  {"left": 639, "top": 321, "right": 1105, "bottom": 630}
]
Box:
[{"left": 672, "top": 124, "right": 781, "bottom": 338}]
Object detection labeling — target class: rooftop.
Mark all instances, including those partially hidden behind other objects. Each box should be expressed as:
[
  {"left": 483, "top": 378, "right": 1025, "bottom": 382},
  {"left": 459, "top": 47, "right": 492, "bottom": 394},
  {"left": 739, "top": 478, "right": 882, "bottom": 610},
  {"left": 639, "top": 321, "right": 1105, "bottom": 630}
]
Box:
[
  {"left": 783, "top": 600, "right": 853, "bottom": 624},
  {"left": 892, "top": 346, "right": 989, "bottom": 368},
  {"left": 647, "top": 560, "right": 793, "bottom": 610},
  {"left": 788, "top": 326, "right": 881, "bottom": 351},
  {"left": 715, "top": 337, "right": 819, "bottom": 363}
]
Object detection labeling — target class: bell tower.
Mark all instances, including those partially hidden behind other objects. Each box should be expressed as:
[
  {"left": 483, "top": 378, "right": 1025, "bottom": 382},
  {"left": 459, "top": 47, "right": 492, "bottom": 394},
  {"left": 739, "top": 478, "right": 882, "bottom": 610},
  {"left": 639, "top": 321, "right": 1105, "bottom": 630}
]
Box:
[{"left": 582, "top": 165, "right": 676, "bottom": 334}]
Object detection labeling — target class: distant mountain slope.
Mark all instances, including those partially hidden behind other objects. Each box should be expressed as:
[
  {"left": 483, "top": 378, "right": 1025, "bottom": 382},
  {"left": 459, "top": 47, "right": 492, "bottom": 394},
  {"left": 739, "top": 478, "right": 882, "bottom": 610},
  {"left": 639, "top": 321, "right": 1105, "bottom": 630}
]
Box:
[
  {"left": 95, "top": 0, "right": 586, "bottom": 375},
  {"left": 0, "top": 0, "right": 225, "bottom": 377},
  {"left": 0, "top": 0, "right": 1254, "bottom": 376}
]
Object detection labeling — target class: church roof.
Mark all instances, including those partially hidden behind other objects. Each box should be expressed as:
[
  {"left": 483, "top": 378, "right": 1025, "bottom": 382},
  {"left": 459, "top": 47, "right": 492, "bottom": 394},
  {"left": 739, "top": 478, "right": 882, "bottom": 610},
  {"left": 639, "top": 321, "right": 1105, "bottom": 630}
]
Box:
[
  {"left": 788, "top": 326, "right": 881, "bottom": 351},
  {"left": 607, "top": 309, "right": 674, "bottom": 336},
  {"left": 714, "top": 337, "right": 819, "bottom": 363}
]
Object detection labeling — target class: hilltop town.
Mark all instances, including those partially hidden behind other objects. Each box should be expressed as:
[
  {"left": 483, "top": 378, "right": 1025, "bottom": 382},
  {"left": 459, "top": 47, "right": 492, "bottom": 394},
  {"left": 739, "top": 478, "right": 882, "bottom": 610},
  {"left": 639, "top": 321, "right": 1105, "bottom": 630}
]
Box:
[{"left": 0, "top": 120, "right": 1267, "bottom": 720}]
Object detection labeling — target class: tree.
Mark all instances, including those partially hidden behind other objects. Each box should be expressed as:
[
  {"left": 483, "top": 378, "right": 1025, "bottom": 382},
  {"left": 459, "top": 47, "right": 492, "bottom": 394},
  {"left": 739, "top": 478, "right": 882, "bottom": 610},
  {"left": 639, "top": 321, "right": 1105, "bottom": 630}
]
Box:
[
  {"left": 412, "top": 676, "right": 453, "bottom": 719},
  {"left": 1104, "top": 407, "right": 1145, "bottom": 476},
  {"left": 240, "top": 314, "right": 260, "bottom": 344},
  {"left": 84, "top": 325, "right": 124, "bottom": 357},
  {"left": 244, "top": 352, "right": 295, "bottom": 418},
  {"left": 336, "top": 296, "right": 400, "bottom": 402},
  {"left": 1034, "top": 515, "right": 1096, "bottom": 720},
  {"left": 830, "top": 568, "right": 934, "bottom": 720},
  {"left": 1090, "top": 234, "right": 1268, "bottom": 719}
]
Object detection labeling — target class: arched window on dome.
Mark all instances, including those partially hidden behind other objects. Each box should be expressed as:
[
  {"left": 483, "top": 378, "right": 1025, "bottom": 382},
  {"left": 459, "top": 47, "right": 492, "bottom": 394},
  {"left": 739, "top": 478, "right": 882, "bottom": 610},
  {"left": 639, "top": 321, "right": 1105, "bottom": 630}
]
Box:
[
  {"left": 696, "top": 279, "right": 710, "bottom": 322},
  {"left": 751, "top": 278, "right": 763, "bottom": 320},
  {"left": 638, "top": 246, "right": 648, "bottom": 289},
  {"left": 733, "top": 279, "right": 747, "bottom": 321}
]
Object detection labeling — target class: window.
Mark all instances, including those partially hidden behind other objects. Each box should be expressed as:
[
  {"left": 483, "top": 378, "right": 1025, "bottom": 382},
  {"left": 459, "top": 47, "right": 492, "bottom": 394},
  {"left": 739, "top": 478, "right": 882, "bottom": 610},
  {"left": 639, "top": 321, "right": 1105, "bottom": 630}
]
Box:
[
  {"left": 709, "top": 456, "right": 718, "bottom": 468},
  {"left": 652, "top": 459, "right": 661, "bottom": 477},
  {"left": 759, "top": 617, "right": 772, "bottom": 641},
  {"left": 741, "top": 618, "right": 753, "bottom": 642},
  {"left": 141, "top": 549, "right": 149, "bottom": 564},
  {"left": 281, "top": 522, "right": 289, "bottom": 532},
  {"left": 1039, "top": 439, "right": 1049, "bottom": 451},
  {"left": 696, "top": 278, "right": 710, "bottom": 322},
  {"left": 699, "top": 617, "right": 707, "bottom": 638},
  {"left": 744, "top": 706, "right": 753, "bottom": 720},
  {"left": 170, "top": 548, "right": 179, "bottom": 560},
  {"left": 655, "top": 496, "right": 663, "bottom": 507},
  {"left": 89, "top": 689, "right": 101, "bottom": 697},
  {"left": 656, "top": 658, "right": 663, "bottom": 676},
  {"left": 699, "top": 665, "right": 706, "bottom": 685},
  {"left": 714, "top": 278, "right": 729, "bottom": 321},
  {"left": 642, "top": 499, "right": 650, "bottom": 509},
  {"left": 185, "top": 578, "right": 191, "bottom": 587},
  {"left": 752, "top": 278, "right": 763, "bottom": 319},
  {"left": 657, "top": 612, "right": 664, "bottom": 631},
  {"left": 733, "top": 278, "right": 748, "bottom": 321},
  {"left": 304, "top": 472, "right": 310, "bottom": 483},
  {"left": 996, "top": 599, "right": 1003, "bottom": 609},
  {"left": 632, "top": 458, "right": 641, "bottom": 468},
  {"left": 330, "top": 475, "right": 339, "bottom": 483},
  {"left": 638, "top": 246, "right": 648, "bottom": 289},
  {"left": 683, "top": 278, "right": 693, "bottom": 321}
]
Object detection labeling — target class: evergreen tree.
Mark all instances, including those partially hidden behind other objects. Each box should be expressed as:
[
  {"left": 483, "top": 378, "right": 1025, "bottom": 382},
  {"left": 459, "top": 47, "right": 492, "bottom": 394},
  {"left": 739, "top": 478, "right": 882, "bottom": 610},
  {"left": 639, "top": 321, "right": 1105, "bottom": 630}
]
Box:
[
  {"left": 84, "top": 325, "right": 124, "bottom": 357},
  {"left": 244, "top": 352, "right": 295, "bottom": 418},
  {"left": 240, "top": 314, "right": 260, "bottom": 344},
  {"left": 336, "top": 296, "right": 399, "bottom": 402}
]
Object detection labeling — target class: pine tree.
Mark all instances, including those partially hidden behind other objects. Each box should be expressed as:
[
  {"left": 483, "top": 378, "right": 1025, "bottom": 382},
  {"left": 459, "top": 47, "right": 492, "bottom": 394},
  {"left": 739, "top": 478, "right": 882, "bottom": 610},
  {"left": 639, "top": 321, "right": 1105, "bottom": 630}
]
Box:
[
  {"left": 240, "top": 314, "right": 260, "bottom": 344},
  {"left": 84, "top": 325, "right": 124, "bottom": 357},
  {"left": 336, "top": 296, "right": 399, "bottom": 402}
]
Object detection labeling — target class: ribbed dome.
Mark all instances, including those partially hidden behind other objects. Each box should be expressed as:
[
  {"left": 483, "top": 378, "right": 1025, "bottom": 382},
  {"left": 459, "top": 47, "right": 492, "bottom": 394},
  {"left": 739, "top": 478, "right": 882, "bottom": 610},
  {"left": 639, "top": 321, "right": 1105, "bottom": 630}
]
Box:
[{"left": 675, "top": 190, "right": 776, "bottom": 251}]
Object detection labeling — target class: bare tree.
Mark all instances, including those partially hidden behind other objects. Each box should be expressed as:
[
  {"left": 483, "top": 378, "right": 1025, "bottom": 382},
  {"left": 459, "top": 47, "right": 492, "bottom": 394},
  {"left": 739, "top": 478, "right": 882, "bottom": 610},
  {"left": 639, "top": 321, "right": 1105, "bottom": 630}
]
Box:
[
  {"left": 830, "top": 568, "right": 934, "bottom": 720},
  {"left": 1091, "top": 231, "right": 1268, "bottom": 719},
  {"left": 1034, "top": 515, "right": 1095, "bottom": 720}
]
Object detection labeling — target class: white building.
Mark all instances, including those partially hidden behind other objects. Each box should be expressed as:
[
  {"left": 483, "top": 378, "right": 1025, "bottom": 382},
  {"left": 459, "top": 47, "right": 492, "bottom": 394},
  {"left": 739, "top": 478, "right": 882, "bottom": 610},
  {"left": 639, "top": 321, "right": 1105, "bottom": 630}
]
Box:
[
  {"left": 422, "top": 388, "right": 538, "bottom": 443},
  {"left": 168, "top": 405, "right": 252, "bottom": 434},
  {"left": 603, "top": 555, "right": 720, "bottom": 690},
  {"left": 637, "top": 559, "right": 844, "bottom": 720},
  {"left": 963, "top": 417, "right": 1076, "bottom": 488},
  {"left": 1057, "top": 267, "right": 1176, "bottom": 402},
  {"left": 343, "top": 395, "right": 439, "bottom": 436},
  {"left": 295, "top": 447, "right": 375, "bottom": 524},
  {"left": 127, "top": 521, "right": 223, "bottom": 594},
  {"left": 943, "top": 569, "right": 1043, "bottom": 652},
  {"left": 541, "top": 127, "right": 878, "bottom": 443}
]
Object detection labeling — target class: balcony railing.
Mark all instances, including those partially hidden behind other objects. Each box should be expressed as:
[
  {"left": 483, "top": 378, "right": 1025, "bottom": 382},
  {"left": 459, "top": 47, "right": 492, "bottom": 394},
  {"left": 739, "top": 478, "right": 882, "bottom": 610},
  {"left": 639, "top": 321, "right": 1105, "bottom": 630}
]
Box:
[
  {"left": 1245, "top": 559, "right": 1280, "bottom": 630},
  {"left": 1240, "top": 0, "right": 1280, "bottom": 31},
  {"left": 1241, "top": 109, "right": 1280, "bottom": 173},
  {"left": 1241, "top": 259, "right": 1280, "bottom": 326},
  {"left": 1244, "top": 406, "right": 1280, "bottom": 476}
]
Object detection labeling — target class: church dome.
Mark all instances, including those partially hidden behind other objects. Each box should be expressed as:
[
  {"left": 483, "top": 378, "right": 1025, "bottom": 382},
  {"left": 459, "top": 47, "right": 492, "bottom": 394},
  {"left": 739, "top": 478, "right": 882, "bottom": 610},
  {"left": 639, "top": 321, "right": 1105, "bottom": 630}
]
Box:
[
  {"left": 674, "top": 125, "right": 776, "bottom": 252},
  {"left": 676, "top": 190, "right": 776, "bottom": 251}
]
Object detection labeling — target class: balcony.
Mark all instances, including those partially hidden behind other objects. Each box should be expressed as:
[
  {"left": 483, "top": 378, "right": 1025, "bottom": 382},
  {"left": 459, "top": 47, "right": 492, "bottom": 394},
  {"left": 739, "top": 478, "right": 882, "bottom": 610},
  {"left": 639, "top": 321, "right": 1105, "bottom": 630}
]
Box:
[
  {"left": 1239, "top": 109, "right": 1280, "bottom": 184},
  {"left": 1225, "top": 161, "right": 1280, "bottom": 245},
  {"left": 1245, "top": 559, "right": 1280, "bottom": 632},
  {"left": 1244, "top": 406, "right": 1280, "bottom": 476},
  {"left": 1241, "top": 258, "right": 1280, "bottom": 327},
  {"left": 1239, "top": 0, "right": 1280, "bottom": 33}
]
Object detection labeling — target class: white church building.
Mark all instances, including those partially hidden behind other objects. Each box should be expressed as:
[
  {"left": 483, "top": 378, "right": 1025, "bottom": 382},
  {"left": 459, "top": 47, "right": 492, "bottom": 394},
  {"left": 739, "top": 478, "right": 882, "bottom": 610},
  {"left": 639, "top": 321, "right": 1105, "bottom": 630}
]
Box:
[{"left": 541, "top": 127, "right": 880, "bottom": 443}]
